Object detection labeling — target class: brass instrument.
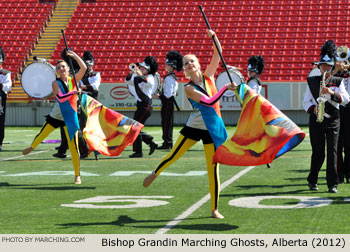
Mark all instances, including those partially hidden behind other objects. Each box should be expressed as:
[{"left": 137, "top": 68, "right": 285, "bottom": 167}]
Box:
[
  {"left": 337, "top": 46, "right": 350, "bottom": 72},
  {"left": 337, "top": 46, "right": 350, "bottom": 62},
  {"left": 129, "top": 63, "right": 137, "bottom": 72},
  {"left": 316, "top": 71, "right": 327, "bottom": 123}
]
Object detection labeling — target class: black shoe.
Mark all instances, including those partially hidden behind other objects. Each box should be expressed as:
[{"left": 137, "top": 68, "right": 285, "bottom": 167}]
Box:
[
  {"left": 129, "top": 152, "right": 143, "bottom": 158},
  {"left": 149, "top": 142, "right": 158, "bottom": 155},
  {"left": 157, "top": 143, "right": 172, "bottom": 150},
  {"left": 346, "top": 178, "right": 350, "bottom": 184},
  {"left": 308, "top": 183, "right": 318, "bottom": 191},
  {"left": 55, "top": 146, "right": 60, "bottom": 150},
  {"left": 80, "top": 152, "right": 89, "bottom": 159},
  {"left": 328, "top": 186, "right": 338, "bottom": 193},
  {"left": 94, "top": 151, "right": 100, "bottom": 160},
  {"left": 53, "top": 153, "right": 67, "bottom": 158}
]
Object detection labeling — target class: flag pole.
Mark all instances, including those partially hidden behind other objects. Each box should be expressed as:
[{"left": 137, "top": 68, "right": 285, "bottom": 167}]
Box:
[{"left": 61, "top": 29, "right": 80, "bottom": 91}]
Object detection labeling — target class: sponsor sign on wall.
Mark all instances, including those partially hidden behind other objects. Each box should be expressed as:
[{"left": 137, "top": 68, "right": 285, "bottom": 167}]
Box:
[{"left": 98, "top": 82, "right": 305, "bottom": 111}]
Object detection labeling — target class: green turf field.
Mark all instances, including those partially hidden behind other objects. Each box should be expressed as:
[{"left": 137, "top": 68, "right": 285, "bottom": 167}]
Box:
[{"left": 1, "top": 126, "right": 350, "bottom": 234}]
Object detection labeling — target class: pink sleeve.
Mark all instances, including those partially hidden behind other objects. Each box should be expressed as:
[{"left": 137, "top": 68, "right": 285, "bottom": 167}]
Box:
[
  {"left": 199, "top": 85, "right": 227, "bottom": 107},
  {"left": 56, "top": 91, "right": 75, "bottom": 103}
]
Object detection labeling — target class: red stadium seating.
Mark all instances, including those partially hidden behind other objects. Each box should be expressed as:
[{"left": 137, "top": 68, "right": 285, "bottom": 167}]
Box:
[
  {"left": 0, "top": 0, "right": 54, "bottom": 81},
  {"left": 4, "top": 0, "right": 350, "bottom": 86},
  {"left": 48, "top": 0, "right": 350, "bottom": 83}
]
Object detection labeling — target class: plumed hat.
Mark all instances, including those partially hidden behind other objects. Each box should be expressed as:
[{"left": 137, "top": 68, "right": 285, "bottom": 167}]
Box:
[
  {"left": 83, "top": 50, "right": 94, "bottom": 66},
  {"left": 166, "top": 50, "right": 183, "bottom": 72},
  {"left": 247, "top": 55, "right": 265, "bottom": 75},
  {"left": 317, "top": 40, "right": 337, "bottom": 66},
  {"left": 0, "top": 47, "right": 5, "bottom": 63},
  {"left": 140, "top": 56, "right": 158, "bottom": 75}
]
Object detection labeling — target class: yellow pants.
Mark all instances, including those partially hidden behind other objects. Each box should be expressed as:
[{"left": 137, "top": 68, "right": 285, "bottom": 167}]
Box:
[
  {"left": 155, "top": 134, "right": 220, "bottom": 210},
  {"left": 31, "top": 122, "right": 80, "bottom": 176}
]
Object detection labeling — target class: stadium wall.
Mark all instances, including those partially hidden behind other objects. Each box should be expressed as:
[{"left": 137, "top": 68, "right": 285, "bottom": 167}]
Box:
[{"left": 6, "top": 81, "right": 309, "bottom": 126}]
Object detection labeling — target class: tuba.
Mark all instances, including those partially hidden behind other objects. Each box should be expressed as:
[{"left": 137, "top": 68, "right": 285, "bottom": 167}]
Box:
[{"left": 316, "top": 71, "right": 327, "bottom": 123}]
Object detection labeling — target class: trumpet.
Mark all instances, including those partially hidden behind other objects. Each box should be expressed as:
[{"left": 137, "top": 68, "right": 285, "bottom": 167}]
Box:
[
  {"left": 129, "top": 63, "right": 137, "bottom": 72},
  {"left": 337, "top": 46, "right": 350, "bottom": 62},
  {"left": 316, "top": 71, "right": 327, "bottom": 123},
  {"left": 336, "top": 46, "right": 350, "bottom": 71}
]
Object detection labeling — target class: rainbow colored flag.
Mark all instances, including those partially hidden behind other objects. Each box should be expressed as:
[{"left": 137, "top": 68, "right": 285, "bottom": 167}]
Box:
[
  {"left": 213, "top": 84, "right": 305, "bottom": 166},
  {"left": 57, "top": 91, "right": 79, "bottom": 141},
  {"left": 81, "top": 95, "right": 144, "bottom": 156}
]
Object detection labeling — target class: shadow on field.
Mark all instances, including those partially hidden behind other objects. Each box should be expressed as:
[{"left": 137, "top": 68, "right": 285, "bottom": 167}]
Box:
[
  {"left": 287, "top": 169, "right": 311, "bottom": 174},
  {"left": 0, "top": 149, "right": 25, "bottom": 152},
  {"left": 13, "top": 186, "right": 96, "bottom": 190},
  {"left": 0, "top": 182, "right": 95, "bottom": 190},
  {"left": 57, "top": 215, "right": 239, "bottom": 232},
  {"left": 221, "top": 186, "right": 311, "bottom": 198}
]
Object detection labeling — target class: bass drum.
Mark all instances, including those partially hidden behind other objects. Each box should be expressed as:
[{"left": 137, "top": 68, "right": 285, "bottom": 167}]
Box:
[
  {"left": 215, "top": 69, "right": 244, "bottom": 97},
  {"left": 308, "top": 67, "right": 321, "bottom": 77},
  {"left": 21, "top": 62, "right": 56, "bottom": 98}
]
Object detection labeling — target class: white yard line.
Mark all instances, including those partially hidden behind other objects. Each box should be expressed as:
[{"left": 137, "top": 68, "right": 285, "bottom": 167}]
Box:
[
  {"left": 0, "top": 150, "right": 50, "bottom": 161},
  {"left": 156, "top": 165, "right": 256, "bottom": 234}
]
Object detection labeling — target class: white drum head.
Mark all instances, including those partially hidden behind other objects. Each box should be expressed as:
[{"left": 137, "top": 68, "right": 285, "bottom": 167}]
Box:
[
  {"left": 21, "top": 62, "right": 56, "bottom": 98},
  {"left": 216, "top": 69, "right": 244, "bottom": 97},
  {"left": 308, "top": 67, "right": 321, "bottom": 77}
]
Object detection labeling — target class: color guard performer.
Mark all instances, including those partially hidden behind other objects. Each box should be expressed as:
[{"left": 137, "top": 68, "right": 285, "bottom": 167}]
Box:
[
  {"left": 143, "top": 30, "right": 236, "bottom": 219},
  {"left": 23, "top": 50, "right": 87, "bottom": 184},
  {"left": 303, "top": 40, "right": 350, "bottom": 193}
]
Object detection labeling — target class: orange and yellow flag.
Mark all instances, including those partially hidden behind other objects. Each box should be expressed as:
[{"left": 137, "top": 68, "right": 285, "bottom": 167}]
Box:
[
  {"left": 213, "top": 84, "right": 305, "bottom": 166},
  {"left": 82, "top": 95, "right": 144, "bottom": 156}
]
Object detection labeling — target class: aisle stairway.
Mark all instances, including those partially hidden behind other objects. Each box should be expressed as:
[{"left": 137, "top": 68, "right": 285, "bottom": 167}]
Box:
[{"left": 9, "top": 0, "right": 79, "bottom": 101}]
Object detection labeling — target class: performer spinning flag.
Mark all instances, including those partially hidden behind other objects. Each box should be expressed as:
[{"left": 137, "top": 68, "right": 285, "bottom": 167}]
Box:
[
  {"left": 81, "top": 94, "right": 144, "bottom": 157},
  {"left": 23, "top": 50, "right": 86, "bottom": 185},
  {"left": 213, "top": 84, "right": 306, "bottom": 166},
  {"left": 143, "top": 29, "right": 236, "bottom": 219}
]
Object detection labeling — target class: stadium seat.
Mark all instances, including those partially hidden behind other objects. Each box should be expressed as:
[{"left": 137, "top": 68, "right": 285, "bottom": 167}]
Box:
[
  {"left": 6, "top": 0, "right": 350, "bottom": 87},
  {"left": 0, "top": 1, "right": 54, "bottom": 85}
]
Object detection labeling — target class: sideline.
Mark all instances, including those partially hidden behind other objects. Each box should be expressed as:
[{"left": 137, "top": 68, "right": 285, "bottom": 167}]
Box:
[{"left": 156, "top": 165, "right": 256, "bottom": 234}]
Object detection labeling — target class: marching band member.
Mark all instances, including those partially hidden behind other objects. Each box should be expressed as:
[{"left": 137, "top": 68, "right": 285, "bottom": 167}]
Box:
[
  {"left": 157, "top": 50, "right": 183, "bottom": 150},
  {"left": 143, "top": 29, "right": 236, "bottom": 219},
  {"left": 337, "top": 76, "right": 350, "bottom": 184},
  {"left": 23, "top": 50, "right": 87, "bottom": 185},
  {"left": 128, "top": 56, "right": 159, "bottom": 158},
  {"left": 303, "top": 40, "right": 350, "bottom": 193},
  {"left": 0, "top": 46, "right": 12, "bottom": 152},
  {"left": 80, "top": 50, "right": 101, "bottom": 99},
  {"left": 334, "top": 46, "right": 350, "bottom": 184},
  {"left": 246, "top": 55, "right": 265, "bottom": 94}
]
